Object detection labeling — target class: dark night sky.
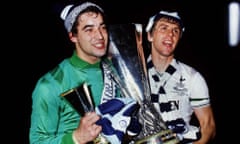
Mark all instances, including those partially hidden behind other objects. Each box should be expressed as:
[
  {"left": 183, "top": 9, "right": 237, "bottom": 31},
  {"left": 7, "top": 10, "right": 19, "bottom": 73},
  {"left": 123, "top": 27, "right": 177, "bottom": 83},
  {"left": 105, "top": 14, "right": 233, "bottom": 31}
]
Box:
[{"left": 6, "top": 0, "right": 239, "bottom": 143}]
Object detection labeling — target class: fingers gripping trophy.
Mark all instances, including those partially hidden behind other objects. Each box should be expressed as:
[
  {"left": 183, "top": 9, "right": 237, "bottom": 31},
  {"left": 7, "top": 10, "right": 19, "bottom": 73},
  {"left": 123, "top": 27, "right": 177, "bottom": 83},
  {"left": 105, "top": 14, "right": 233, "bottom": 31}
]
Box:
[
  {"left": 61, "top": 83, "right": 110, "bottom": 144},
  {"left": 104, "top": 23, "right": 180, "bottom": 144}
]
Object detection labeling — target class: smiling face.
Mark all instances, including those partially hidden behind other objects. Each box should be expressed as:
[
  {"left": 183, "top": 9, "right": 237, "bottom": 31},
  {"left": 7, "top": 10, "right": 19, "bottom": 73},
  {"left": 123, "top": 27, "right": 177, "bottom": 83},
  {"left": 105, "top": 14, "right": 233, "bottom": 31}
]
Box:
[
  {"left": 148, "top": 17, "right": 181, "bottom": 58},
  {"left": 70, "top": 11, "right": 108, "bottom": 64}
]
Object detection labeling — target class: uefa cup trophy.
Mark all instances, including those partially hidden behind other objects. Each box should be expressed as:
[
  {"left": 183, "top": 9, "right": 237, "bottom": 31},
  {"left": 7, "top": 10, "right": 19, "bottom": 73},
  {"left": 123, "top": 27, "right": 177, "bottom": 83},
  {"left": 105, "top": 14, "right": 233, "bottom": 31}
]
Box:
[
  {"left": 104, "top": 23, "right": 180, "bottom": 144},
  {"left": 61, "top": 83, "right": 109, "bottom": 144}
]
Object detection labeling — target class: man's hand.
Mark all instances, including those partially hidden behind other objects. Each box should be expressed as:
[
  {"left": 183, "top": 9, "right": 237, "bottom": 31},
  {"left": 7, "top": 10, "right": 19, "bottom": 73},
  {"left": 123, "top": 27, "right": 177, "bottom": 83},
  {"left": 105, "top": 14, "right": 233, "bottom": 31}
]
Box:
[{"left": 73, "top": 112, "right": 102, "bottom": 144}]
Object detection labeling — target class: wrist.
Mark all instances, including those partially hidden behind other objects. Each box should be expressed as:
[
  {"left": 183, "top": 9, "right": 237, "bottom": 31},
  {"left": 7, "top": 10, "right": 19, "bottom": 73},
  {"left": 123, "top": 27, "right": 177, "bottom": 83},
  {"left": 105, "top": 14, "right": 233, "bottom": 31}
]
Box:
[{"left": 72, "top": 130, "right": 80, "bottom": 144}]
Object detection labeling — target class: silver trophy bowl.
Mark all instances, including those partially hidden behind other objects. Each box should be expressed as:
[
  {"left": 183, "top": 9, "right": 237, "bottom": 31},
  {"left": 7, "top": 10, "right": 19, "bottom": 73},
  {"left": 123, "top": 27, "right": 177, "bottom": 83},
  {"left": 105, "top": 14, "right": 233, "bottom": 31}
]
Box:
[{"left": 105, "top": 23, "right": 180, "bottom": 144}]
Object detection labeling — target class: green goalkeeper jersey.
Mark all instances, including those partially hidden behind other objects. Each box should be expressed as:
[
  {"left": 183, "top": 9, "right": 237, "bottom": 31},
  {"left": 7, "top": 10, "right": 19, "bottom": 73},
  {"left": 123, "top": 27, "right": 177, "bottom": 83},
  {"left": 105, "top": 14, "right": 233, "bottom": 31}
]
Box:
[{"left": 30, "top": 51, "right": 117, "bottom": 144}]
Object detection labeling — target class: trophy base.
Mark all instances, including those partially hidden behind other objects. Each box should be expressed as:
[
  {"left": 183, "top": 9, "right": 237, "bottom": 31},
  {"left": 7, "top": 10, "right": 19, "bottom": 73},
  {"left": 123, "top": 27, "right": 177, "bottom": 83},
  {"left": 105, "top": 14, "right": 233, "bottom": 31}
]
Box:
[
  {"left": 134, "top": 129, "right": 180, "bottom": 144},
  {"left": 93, "top": 134, "right": 110, "bottom": 144}
]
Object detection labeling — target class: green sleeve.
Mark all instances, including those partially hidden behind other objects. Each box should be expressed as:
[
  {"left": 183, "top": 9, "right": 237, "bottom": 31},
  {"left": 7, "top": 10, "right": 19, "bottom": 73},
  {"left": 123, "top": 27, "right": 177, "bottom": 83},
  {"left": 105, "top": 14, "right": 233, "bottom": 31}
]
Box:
[
  {"left": 30, "top": 73, "right": 79, "bottom": 144},
  {"left": 29, "top": 77, "right": 63, "bottom": 143},
  {"left": 61, "top": 132, "right": 75, "bottom": 144}
]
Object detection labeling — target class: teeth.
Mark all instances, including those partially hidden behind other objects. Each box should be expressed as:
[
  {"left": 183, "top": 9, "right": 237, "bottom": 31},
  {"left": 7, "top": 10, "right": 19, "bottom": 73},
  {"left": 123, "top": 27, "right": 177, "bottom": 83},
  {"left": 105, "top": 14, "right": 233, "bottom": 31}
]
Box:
[
  {"left": 164, "top": 40, "right": 172, "bottom": 44},
  {"left": 95, "top": 43, "right": 103, "bottom": 47}
]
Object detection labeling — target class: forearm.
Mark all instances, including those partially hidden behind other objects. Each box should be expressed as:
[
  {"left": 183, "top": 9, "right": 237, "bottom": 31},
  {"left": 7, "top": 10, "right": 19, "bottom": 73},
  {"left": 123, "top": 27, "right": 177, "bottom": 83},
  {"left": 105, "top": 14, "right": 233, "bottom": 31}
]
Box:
[
  {"left": 193, "top": 118, "right": 216, "bottom": 144},
  {"left": 193, "top": 127, "right": 215, "bottom": 144}
]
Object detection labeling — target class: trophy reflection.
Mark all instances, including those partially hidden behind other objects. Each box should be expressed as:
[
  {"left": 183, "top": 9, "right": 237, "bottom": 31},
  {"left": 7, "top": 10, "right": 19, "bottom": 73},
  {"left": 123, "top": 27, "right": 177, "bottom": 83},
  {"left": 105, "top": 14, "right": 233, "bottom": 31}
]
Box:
[{"left": 105, "top": 23, "right": 180, "bottom": 144}]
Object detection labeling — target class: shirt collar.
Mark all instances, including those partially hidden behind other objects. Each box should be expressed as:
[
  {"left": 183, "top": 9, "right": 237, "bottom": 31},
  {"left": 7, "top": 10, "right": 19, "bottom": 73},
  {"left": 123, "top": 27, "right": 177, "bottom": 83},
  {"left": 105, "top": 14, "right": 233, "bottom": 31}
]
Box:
[{"left": 69, "top": 50, "right": 101, "bottom": 70}]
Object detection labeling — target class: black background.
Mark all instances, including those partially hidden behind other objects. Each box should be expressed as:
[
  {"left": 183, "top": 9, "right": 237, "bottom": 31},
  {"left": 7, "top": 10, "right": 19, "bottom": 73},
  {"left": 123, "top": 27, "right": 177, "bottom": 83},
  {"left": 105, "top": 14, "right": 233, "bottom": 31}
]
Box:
[{"left": 5, "top": 0, "right": 239, "bottom": 143}]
